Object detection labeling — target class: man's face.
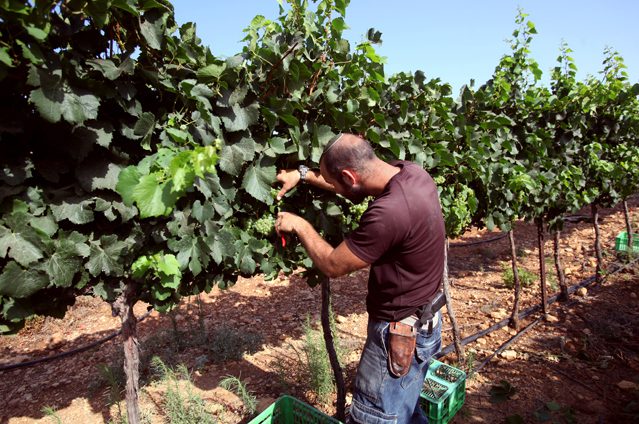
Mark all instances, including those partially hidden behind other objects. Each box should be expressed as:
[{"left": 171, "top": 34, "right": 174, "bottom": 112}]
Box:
[{"left": 320, "top": 161, "right": 368, "bottom": 204}]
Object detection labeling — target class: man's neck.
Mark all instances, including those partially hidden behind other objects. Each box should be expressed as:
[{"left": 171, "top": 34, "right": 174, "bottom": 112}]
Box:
[{"left": 363, "top": 159, "right": 401, "bottom": 196}]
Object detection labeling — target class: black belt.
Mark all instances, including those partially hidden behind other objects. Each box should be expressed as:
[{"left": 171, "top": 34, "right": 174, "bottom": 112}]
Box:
[{"left": 414, "top": 291, "right": 446, "bottom": 334}]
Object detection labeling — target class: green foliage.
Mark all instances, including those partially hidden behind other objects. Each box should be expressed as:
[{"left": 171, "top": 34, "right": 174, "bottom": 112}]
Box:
[
  {"left": 303, "top": 316, "right": 335, "bottom": 404},
  {"left": 219, "top": 375, "right": 258, "bottom": 416},
  {"left": 0, "top": 0, "right": 638, "bottom": 335},
  {"left": 150, "top": 356, "right": 216, "bottom": 424},
  {"left": 207, "top": 325, "right": 263, "bottom": 362},
  {"left": 502, "top": 265, "right": 537, "bottom": 289},
  {"left": 41, "top": 406, "right": 63, "bottom": 424},
  {"left": 489, "top": 379, "right": 517, "bottom": 404},
  {"left": 533, "top": 400, "right": 576, "bottom": 423}
]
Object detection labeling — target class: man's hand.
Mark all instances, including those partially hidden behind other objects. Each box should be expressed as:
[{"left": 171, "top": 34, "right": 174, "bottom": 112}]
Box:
[
  {"left": 275, "top": 211, "right": 305, "bottom": 235},
  {"left": 276, "top": 169, "right": 301, "bottom": 200}
]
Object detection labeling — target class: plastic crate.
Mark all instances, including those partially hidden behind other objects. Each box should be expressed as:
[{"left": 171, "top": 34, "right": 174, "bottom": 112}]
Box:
[
  {"left": 248, "top": 395, "right": 341, "bottom": 424},
  {"left": 419, "top": 360, "right": 466, "bottom": 424},
  {"left": 615, "top": 231, "right": 639, "bottom": 253}
]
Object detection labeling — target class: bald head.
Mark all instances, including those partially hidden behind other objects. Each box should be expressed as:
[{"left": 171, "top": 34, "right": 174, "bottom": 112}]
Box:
[{"left": 319, "top": 133, "right": 376, "bottom": 180}]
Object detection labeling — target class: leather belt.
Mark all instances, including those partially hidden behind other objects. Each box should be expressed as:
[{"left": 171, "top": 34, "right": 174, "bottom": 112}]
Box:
[{"left": 399, "top": 310, "right": 440, "bottom": 329}]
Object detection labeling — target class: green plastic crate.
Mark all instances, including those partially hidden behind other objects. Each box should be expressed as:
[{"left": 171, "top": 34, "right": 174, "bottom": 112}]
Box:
[
  {"left": 419, "top": 360, "right": 466, "bottom": 424},
  {"left": 248, "top": 395, "right": 341, "bottom": 424},
  {"left": 615, "top": 231, "right": 639, "bottom": 253}
]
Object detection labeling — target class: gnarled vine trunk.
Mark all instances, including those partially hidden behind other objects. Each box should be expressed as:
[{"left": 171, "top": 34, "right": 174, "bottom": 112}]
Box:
[
  {"left": 537, "top": 218, "right": 548, "bottom": 317},
  {"left": 320, "top": 275, "right": 345, "bottom": 421},
  {"left": 592, "top": 204, "right": 603, "bottom": 283},
  {"left": 443, "top": 238, "right": 464, "bottom": 361},
  {"left": 553, "top": 230, "right": 568, "bottom": 301},
  {"left": 508, "top": 229, "right": 522, "bottom": 330},
  {"left": 623, "top": 199, "right": 634, "bottom": 251},
  {"left": 112, "top": 281, "right": 140, "bottom": 424}
]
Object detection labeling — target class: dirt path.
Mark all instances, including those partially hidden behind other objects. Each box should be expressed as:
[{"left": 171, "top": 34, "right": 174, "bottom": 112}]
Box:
[{"left": 1, "top": 196, "right": 638, "bottom": 424}]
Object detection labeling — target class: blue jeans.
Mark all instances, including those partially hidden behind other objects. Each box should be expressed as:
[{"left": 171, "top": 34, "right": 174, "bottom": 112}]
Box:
[{"left": 349, "top": 313, "right": 442, "bottom": 424}]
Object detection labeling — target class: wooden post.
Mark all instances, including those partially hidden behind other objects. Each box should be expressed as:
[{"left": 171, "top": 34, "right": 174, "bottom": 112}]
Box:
[{"left": 442, "top": 238, "right": 464, "bottom": 361}]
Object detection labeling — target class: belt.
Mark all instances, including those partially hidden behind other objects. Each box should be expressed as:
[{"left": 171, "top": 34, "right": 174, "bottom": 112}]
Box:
[{"left": 399, "top": 310, "right": 440, "bottom": 329}]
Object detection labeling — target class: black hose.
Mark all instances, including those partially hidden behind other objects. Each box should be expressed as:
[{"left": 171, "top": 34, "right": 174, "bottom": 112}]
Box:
[
  {"left": 0, "top": 309, "right": 153, "bottom": 372},
  {"left": 449, "top": 233, "right": 508, "bottom": 248}
]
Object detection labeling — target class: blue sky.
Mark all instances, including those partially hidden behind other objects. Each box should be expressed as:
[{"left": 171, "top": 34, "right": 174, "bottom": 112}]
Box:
[{"left": 172, "top": 1, "right": 638, "bottom": 94}]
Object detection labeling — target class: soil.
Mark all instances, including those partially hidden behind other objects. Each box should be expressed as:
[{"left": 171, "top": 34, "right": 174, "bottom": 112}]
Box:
[{"left": 1, "top": 196, "right": 638, "bottom": 424}]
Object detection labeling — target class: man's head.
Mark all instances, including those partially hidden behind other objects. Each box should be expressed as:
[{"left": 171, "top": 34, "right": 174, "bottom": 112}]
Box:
[{"left": 319, "top": 133, "right": 376, "bottom": 203}]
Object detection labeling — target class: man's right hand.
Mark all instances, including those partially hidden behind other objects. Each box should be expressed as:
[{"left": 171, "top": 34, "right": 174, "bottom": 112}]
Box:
[{"left": 276, "top": 169, "right": 301, "bottom": 200}]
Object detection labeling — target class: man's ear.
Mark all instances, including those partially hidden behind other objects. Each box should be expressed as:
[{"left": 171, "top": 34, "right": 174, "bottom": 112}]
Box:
[{"left": 341, "top": 169, "right": 357, "bottom": 186}]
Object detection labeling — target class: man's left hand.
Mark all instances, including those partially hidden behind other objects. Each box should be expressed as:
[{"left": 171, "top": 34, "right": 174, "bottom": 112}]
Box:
[{"left": 276, "top": 211, "right": 305, "bottom": 235}]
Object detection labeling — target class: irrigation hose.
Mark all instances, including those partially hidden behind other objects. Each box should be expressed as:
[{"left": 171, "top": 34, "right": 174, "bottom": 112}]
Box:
[
  {"left": 0, "top": 309, "right": 154, "bottom": 372},
  {"left": 435, "top": 256, "right": 639, "bottom": 359}
]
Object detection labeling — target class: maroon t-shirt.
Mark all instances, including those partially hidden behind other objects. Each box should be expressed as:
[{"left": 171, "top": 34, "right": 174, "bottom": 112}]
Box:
[{"left": 345, "top": 161, "right": 445, "bottom": 322}]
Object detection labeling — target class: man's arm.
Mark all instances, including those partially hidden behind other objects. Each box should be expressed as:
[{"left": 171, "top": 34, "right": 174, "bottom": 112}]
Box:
[
  {"left": 276, "top": 211, "right": 368, "bottom": 278},
  {"left": 276, "top": 168, "right": 335, "bottom": 200}
]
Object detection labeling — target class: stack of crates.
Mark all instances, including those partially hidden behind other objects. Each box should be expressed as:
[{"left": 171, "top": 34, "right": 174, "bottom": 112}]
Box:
[
  {"left": 419, "top": 359, "right": 466, "bottom": 424},
  {"left": 248, "top": 395, "right": 341, "bottom": 424},
  {"left": 615, "top": 231, "right": 639, "bottom": 254}
]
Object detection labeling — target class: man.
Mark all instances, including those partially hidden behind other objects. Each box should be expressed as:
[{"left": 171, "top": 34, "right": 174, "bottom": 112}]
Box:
[{"left": 275, "top": 133, "right": 445, "bottom": 423}]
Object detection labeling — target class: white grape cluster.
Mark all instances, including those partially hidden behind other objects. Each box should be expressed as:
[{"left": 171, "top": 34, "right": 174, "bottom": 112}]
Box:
[
  {"left": 253, "top": 215, "right": 275, "bottom": 236},
  {"left": 348, "top": 198, "right": 370, "bottom": 222}
]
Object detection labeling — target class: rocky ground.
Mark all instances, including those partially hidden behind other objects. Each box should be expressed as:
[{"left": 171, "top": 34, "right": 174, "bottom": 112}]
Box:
[{"left": 0, "top": 196, "right": 638, "bottom": 424}]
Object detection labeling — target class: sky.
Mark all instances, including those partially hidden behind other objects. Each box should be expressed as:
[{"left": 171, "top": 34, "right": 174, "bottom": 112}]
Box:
[{"left": 172, "top": 1, "right": 638, "bottom": 95}]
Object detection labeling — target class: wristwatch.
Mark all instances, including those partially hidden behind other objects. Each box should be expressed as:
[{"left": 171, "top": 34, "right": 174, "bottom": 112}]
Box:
[{"left": 298, "top": 164, "right": 309, "bottom": 182}]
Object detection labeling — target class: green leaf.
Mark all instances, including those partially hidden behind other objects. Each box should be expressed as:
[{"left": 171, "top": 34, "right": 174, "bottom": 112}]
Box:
[
  {"left": 132, "top": 174, "right": 176, "bottom": 218},
  {"left": 219, "top": 137, "right": 256, "bottom": 175},
  {"left": 77, "top": 160, "right": 122, "bottom": 192},
  {"left": 29, "top": 85, "right": 63, "bottom": 123},
  {"left": 0, "top": 47, "right": 14, "bottom": 67},
  {"left": 87, "top": 59, "right": 122, "bottom": 80},
  {"left": 16, "top": 39, "right": 43, "bottom": 64},
  {"left": 241, "top": 158, "right": 276, "bottom": 204},
  {"left": 61, "top": 88, "right": 100, "bottom": 125},
  {"left": 134, "top": 111, "right": 156, "bottom": 140},
  {"left": 29, "top": 215, "right": 58, "bottom": 237},
  {"left": 116, "top": 167, "right": 142, "bottom": 206},
  {"left": 157, "top": 253, "right": 180, "bottom": 276},
  {"left": 220, "top": 103, "right": 259, "bottom": 132},
  {"left": 0, "top": 261, "right": 49, "bottom": 298},
  {"left": 0, "top": 223, "right": 45, "bottom": 267},
  {"left": 50, "top": 200, "right": 95, "bottom": 224},
  {"left": 168, "top": 234, "right": 208, "bottom": 276},
  {"left": 166, "top": 127, "right": 189, "bottom": 143},
  {"left": 26, "top": 25, "right": 49, "bottom": 41},
  {"left": 197, "top": 63, "right": 226, "bottom": 81},
  {"left": 86, "top": 235, "right": 128, "bottom": 277},
  {"left": 46, "top": 249, "right": 81, "bottom": 288},
  {"left": 140, "top": 10, "right": 165, "bottom": 50}
]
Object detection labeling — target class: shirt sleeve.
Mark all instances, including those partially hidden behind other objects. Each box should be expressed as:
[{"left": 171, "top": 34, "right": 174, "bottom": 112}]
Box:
[{"left": 344, "top": 203, "right": 401, "bottom": 264}]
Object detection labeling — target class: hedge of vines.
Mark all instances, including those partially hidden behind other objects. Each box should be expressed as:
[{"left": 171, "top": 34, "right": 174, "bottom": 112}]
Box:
[{"left": 1, "top": 0, "right": 638, "bottom": 334}]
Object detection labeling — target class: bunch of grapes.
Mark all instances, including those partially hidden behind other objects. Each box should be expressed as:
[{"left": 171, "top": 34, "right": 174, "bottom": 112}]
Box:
[
  {"left": 348, "top": 198, "right": 370, "bottom": 222},
  {"left": 253, "top": 215, "right": 275, "bottom": 236}
]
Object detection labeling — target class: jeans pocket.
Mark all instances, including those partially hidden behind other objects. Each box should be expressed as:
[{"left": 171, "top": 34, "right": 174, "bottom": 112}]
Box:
[
  {"left": 349, "top": 398, "right": 398, "bottom": 424},
  {"left": 415, "top": 318, "right": 442, "bottom": 363},
  {"left": 354, "top": 321, "right": 390, "bottom": 401}
]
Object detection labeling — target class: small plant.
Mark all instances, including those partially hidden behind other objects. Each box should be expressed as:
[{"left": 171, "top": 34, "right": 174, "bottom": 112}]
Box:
[
  {"left": 208, "top": 325, "right": 263, "bottom": 363},
  {"left": 489, "top": 380, "right": 517, "bottom": 404},
  {"left": 303, "top": 316, "right": 335, "bottom": 404},
  {"left": 502, "top": 266, "right": 537, "bottom": 289},
  {"left": 533, "top": 400, "right": 576, "bottom": 423},
  {"left": 219, "top": 375, "right": 258, "bottom": 416},
  {"left": 97, "top": 363, "right": 126, "bottom": 421},
  {"left": 41, "top": 406, "right": 63, "bottom": 424},
  {"left": 150, "top": 356, "right": 216, "bottom": 424}
]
